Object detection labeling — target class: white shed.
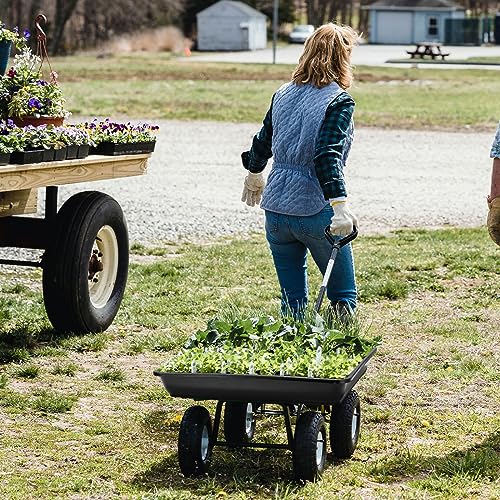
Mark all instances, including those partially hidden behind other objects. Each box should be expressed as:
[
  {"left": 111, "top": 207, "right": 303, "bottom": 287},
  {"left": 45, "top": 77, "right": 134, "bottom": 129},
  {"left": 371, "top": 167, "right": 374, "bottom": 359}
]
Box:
[
  {"left": 197, "top": 0, "right": 267, "bottom": 51},
  {"left": 365, "top": 0, "right": 465, "bottom": 44}
]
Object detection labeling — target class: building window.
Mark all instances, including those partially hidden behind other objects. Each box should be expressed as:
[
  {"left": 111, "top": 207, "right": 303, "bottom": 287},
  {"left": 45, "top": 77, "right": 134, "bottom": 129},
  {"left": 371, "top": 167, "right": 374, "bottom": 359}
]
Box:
[{"left": 428, "top": 17, "right": 439, "bottom": 37}]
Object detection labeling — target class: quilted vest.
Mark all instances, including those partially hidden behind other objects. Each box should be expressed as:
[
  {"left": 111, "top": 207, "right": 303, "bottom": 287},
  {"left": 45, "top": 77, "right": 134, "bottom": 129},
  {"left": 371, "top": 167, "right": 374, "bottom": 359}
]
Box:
[{"left": 260, "top": 82, "right": 352, "bottom": 216}]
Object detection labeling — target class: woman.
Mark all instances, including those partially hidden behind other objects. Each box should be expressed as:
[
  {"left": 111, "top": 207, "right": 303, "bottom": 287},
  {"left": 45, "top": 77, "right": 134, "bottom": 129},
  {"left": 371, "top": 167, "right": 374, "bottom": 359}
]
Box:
[{"left": 241, "top": 22, "right": 359, "bottom": 320}]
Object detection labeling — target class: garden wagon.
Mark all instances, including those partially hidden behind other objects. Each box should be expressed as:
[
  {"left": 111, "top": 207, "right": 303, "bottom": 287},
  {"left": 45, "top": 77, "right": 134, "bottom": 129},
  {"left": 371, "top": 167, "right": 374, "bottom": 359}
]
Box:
[
  {"left": 155, "top": 229, "right": 377, "bottom": 482},
  {"left": 0, "top": 153, "right": 151, "bottom": 333}
]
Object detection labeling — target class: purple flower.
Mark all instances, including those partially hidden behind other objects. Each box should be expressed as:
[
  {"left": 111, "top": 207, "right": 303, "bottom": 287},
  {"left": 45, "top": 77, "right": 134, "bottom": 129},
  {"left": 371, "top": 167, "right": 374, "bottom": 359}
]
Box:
[
  {"left": 13, "top": 26, "right": 18, "bottom": 34},
  {"left": 36, "top": 79, "right": 48, "bottom": 86},
  {"left": 23, "top": 29, "right": 30, "bottom": 39},
  {"left": 28, "top": 97, "right": 42, "bottom": 110},
  {"left": 7, "top": 68, "right": 16, "bottom": 78}
]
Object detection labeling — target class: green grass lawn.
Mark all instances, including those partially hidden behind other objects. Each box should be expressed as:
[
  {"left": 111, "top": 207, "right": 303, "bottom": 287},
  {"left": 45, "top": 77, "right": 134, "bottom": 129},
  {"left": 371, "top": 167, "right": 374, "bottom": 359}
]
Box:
[
  {"left": 43, "top": 52, "right": 500, "bottom": 129},
  {"left": 0, "top": 228, "right": 498, "bottom": 499}
]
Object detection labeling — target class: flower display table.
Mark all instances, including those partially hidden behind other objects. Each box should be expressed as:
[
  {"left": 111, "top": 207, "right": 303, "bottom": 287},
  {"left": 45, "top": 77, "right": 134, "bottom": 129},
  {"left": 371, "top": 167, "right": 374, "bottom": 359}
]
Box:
[{"left": 0, "top": 153, "right": 151, "bottom": 334}]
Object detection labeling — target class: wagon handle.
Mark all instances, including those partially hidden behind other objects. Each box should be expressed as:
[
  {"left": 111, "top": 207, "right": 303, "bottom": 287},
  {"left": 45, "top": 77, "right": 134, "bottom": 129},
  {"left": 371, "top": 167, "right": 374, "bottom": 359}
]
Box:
[{"left": 314, "top": 226, "right": 358, "bottom": 313}]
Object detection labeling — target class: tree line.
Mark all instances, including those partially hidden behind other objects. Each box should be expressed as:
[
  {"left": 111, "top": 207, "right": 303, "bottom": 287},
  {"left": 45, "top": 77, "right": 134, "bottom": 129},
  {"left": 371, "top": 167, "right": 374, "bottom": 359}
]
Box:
[{"left": 1, "top": 0, "right": 498, "bottom": 54}]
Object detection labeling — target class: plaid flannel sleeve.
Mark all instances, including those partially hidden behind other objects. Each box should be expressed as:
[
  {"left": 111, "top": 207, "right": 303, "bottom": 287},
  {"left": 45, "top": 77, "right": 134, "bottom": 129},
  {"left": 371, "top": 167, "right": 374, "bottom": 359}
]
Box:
[
  {"left": 490, "top": 121, "right": 500, "bottom": 158},
  {"left": 246, "top": 95, "right": 274, "bottom": 173},
  {"left": 314, "top": 92, "right": 355, "bottom": 199}
]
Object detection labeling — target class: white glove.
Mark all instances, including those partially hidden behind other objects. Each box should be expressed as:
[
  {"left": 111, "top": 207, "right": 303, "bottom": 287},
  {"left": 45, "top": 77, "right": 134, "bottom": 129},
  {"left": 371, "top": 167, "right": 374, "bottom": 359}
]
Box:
[
  {"left": 241, "top": 172, "right": 265, "bottom": 207},
  {"left": 329, "top": 198, "right": 358, "bottom": 237}
]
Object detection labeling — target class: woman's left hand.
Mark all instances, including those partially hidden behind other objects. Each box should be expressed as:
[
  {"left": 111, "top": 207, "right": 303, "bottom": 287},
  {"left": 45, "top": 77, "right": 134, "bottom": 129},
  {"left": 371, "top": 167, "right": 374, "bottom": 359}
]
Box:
[{"left": 330, "top": 199, "right": 358, "bottom": 236}]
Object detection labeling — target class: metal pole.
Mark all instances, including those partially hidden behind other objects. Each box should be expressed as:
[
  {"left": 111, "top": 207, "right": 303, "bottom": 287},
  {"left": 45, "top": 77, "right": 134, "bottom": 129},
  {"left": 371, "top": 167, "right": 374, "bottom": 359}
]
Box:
[{"left": 272, "top": 0, "right": 278, "bottom": 64}]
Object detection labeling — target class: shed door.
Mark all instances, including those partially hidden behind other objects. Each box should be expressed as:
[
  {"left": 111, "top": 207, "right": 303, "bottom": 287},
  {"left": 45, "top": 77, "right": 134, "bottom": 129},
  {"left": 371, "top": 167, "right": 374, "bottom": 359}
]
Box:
[{"left": 376, "top": 12, "right": 413, "bottom": 44}]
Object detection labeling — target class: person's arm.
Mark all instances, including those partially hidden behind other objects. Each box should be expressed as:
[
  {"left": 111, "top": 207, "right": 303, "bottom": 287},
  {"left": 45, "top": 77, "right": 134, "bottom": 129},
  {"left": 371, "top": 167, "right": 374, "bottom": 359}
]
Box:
[
  {"left": 313, "top": 92, "right": 355, "bottom": 199},
  {"left": 489, "top": 122, "right": 500, "bottom": 200},
  {"left": 244, "top": 95, "right": 274, "bottom": 173},
  {"left": 487, "top": 122, "right": 500, "bottom": 245}
]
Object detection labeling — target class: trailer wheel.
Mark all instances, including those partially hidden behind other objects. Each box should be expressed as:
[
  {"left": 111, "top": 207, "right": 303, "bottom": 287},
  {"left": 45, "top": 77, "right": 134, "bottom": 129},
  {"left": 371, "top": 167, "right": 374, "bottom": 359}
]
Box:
[
  {"left": 178, "top": 405, "right": 212, "bottom": 476},
  {"left": 42, "top": 191, "right": 128, "bottom": 333},
  {"left": 223, "top": 402, "right": 255, "bottom": 445},
  {"left": 293, "top": 411, "right": 326, "bottom": 482},
  {"left": 329, "top": 390, "right": 360, "bottom": 459}
]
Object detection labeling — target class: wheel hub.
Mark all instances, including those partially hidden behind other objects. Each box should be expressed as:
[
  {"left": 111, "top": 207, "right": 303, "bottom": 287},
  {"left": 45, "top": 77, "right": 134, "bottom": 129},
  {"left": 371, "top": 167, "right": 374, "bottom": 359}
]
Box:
[
  {"left": 316, "top": 431, "right": 325, "bottom": 467},
  {"left": 201, "top": 425, "right": 209, "bottom": 460},
  {"left": 88, "top": 225, "right": 119, "bottom": 308},
  {"left": 245, "top": 403, "right": 253, "bottom": 436}
]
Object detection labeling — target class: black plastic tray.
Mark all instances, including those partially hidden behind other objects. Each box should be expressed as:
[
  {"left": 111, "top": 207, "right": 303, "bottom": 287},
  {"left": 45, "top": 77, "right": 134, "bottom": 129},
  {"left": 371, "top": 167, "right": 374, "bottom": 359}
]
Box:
[{"left": 154, "top": 349, "right": 376, "bottom": 405}]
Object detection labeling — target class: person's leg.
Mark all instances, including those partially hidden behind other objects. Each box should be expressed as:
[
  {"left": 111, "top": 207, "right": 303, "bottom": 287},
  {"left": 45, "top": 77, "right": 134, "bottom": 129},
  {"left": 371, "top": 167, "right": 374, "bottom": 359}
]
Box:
[
  {"left": 292, "top": 205, "right": 357, "bottom": 312},
  {"left": 265, "top": 210, "right": 308, "bottom": 318}
]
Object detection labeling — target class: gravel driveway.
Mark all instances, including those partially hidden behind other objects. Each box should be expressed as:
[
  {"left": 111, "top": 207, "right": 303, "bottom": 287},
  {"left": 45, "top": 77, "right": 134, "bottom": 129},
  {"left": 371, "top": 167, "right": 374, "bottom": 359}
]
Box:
[
  {"left": 23, "top": 121, "right": 495, "bottom": 248},
  {"left": 54, "top": 120, "right": 493, "bottom": 244}
]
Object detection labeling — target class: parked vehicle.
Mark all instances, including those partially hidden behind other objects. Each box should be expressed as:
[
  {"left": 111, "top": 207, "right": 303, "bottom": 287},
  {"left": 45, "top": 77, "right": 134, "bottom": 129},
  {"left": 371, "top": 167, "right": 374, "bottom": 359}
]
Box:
[{"left": 288, "top": 24, "right": 314, "bottom": 44}]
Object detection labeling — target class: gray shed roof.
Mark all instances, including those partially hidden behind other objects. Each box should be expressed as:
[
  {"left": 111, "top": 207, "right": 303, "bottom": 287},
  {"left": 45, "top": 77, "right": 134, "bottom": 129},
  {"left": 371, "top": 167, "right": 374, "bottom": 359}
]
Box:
[
  {"left": 365, "top": 0, "right": 464, "bottom": 9},
  {"left": 198, "top": 0, "right": 267, "bottom": 19}
]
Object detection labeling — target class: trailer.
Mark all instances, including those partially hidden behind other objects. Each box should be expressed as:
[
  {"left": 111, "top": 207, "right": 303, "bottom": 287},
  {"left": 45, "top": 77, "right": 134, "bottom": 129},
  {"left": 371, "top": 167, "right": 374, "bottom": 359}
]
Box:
[{"left": 0, "top": 153, "right": 151, "bottom": 333}]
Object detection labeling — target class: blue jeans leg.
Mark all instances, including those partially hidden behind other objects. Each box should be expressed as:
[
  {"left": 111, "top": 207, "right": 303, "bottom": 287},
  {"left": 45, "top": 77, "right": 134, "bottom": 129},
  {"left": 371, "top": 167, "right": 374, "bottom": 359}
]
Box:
[
  {"left": 265, "top": 212, "right": 308, "bottom": 317},
  {"left": 293, "top": 205, "right": 357, "bottom": 311}
]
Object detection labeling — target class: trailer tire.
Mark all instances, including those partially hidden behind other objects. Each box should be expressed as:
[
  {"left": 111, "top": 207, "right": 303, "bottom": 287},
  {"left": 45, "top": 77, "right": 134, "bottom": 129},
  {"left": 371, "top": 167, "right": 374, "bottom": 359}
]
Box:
[
  {"left": 293, "top": 411, "right": 326, "bottom": 482},
  {"left": 329, "top": 389, "right": 360, "bottom": 459},
  {"left": 178, "top": 405, "right": 212, "bottom": 476},
  {"left": 42, "top": 191, "right": 128, "bottom": 333},
  {"left": 223, "top": 402, "right": 255, "bottom": 445}
]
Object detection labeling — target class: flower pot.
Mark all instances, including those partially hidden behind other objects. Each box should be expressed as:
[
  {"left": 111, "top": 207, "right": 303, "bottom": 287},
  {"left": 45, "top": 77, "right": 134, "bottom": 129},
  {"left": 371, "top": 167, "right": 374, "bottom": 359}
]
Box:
[
  {"left": 65, "top": 144, "right": 78, "bottom": 160},
  {"left": 0, "top": 152, "right": 10, "bottom": 165},
  {"left": 0, "top": 41, "right": 11, "bottom": 76},
  {"left": 10, "top": 150, "right": 44, "bottom": 164},
  {"left": 77, "top": 144, "right": 90, "bottom": 159},
  {"left": 54, "top": 147, "right": 67, "bottom": 161},
  {"left": 11, "top": 116, "right": 65, "bottom": 128},
  {"left": 94, "top": 141, "right": 156, "bottom": 156},
  {"left": 42, "top": 148, "right": 55, "bottom": 162}
]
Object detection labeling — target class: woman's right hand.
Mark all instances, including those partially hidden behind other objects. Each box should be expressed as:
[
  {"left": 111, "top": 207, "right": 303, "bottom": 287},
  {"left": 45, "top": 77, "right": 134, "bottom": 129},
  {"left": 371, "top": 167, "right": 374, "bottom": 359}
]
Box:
[{"left": 241, "top": 172, "right": 265, "bottom": 207}]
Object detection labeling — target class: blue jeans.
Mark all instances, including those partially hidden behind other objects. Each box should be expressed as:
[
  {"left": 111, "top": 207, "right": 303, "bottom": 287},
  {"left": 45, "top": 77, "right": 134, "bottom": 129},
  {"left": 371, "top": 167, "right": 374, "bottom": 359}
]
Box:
[{"left": 265, "top": 205, "right": 357, "bottom": 317}]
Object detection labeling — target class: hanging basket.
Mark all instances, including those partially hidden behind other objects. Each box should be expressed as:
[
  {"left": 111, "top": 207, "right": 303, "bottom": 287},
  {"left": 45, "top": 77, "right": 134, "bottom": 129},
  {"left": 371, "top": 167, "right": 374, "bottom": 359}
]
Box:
[
  {"left": 11, "top": 115, "right": 65, "bottom": 128},
  {"left": 0, "top": 40, "right": 12, "bottom": 76}
]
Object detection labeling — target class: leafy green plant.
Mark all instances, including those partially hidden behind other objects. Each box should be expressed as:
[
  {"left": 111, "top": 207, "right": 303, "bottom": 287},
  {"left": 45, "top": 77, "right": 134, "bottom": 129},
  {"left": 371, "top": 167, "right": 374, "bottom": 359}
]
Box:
[
  {"left": 0, "top": 22, "right": 29, "bottom": 48},
  {"left": 161, "top": 315, "right": 379, "bottom": 379},
  {"left": 0, "top": 48, "right": 70, "bottom": 119}
]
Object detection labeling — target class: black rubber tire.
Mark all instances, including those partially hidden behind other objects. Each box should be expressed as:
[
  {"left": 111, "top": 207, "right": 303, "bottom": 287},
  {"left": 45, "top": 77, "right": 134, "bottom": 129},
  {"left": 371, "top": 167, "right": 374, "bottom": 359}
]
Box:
[
  {"left": 178, "top": 405, "right": 212, "bottom": 477},
  {"left": 42, "top": 191, "right": 129, "bottom": 333},
  {"left": 292, "top": 411, "right": 327, "bottom": 482},
  {"left": 223, "top": 402, "right": 255, "bottom": 445},
  {"left": 329, "top": 390, "right": 361, "bottom": 459}
]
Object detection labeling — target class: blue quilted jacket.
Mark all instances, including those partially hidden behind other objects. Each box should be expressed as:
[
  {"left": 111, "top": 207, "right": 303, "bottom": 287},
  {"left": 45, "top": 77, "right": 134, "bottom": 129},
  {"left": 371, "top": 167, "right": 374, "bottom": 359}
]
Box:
[{"left": 260, "top": 82, "right": 352, "bottom": 216}]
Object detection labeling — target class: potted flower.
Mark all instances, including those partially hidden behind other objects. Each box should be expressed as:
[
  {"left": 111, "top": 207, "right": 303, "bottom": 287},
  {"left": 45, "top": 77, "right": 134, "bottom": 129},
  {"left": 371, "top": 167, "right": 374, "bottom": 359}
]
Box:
[
  {"left": 83, "top": 119, "right": 158, "bottom": 156},
  {"left": 0, "top": 22, "right": 29, "bottom": 76},
  {"left": 59, "top": 126, "right": 91, "bottom": 159},
  {"left": 45, "top": 126, "right": 68, "bottom": 161},
  {"left": 0, "top": 48, "right": 70, "bottom": 126}
]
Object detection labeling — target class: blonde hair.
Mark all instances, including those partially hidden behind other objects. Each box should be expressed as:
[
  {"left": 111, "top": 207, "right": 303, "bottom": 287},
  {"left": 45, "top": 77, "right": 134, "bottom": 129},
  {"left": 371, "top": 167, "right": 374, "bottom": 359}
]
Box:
[{"left": 291, "top": 23, "right": 359, "bottom": 89}]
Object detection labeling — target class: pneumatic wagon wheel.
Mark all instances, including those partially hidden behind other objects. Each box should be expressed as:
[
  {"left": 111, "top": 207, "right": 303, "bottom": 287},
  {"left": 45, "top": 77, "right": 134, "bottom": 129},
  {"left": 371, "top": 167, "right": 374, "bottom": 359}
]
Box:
[
  {"left": 329, "top": 390, "right": 360, "bottom": 459},
  {"left": 292, "top": 411, "right": 327, "bottom": 482},
  {"left": 42, "top": 191, "right": 129, "bottom": 334},
  {"left": 178, "top": 405, "right": 212, "bottom": 476},
  {"left": 223, "top": 402, "right": 256, "bottom": 445}
]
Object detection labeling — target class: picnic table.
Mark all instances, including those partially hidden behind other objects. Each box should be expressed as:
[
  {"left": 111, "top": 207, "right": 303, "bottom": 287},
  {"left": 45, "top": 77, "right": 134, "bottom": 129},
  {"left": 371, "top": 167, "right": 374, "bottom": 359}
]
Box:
[{"left": 406, "top": 42, "right": 450, "bottom": 60}]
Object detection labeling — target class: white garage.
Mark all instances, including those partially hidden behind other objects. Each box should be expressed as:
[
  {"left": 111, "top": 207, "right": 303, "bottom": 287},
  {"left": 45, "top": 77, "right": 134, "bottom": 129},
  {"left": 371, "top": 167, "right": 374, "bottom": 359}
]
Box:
[
  {"left": 375, "top": 11, "right": 413, "bottom": 44},
  {"left": 365, "top": 0, "right": 465, "bottom": 45},
  {"left": 197, "top": 0, "right": 267, "bottom": 51}
]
